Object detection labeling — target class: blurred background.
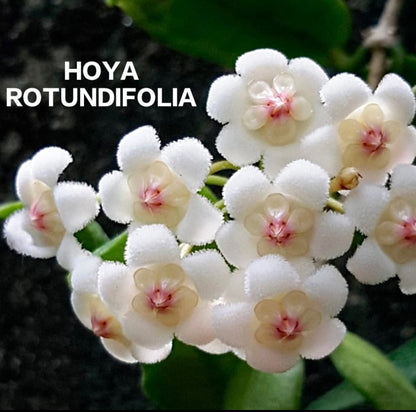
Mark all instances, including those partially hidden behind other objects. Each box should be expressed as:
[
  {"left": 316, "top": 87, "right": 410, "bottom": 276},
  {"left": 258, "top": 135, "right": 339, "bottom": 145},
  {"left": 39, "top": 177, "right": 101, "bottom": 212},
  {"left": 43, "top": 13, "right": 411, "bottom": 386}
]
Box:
[{"left": 1, "top": 0, "right": 416, "bottom": 409}]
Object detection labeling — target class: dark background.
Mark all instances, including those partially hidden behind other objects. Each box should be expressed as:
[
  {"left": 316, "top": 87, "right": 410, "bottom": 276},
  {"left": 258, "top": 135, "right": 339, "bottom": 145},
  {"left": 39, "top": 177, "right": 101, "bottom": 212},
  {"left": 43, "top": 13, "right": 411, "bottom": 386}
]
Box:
[{"left": 1, "top": 0, "right": 416, "bottom": 409}]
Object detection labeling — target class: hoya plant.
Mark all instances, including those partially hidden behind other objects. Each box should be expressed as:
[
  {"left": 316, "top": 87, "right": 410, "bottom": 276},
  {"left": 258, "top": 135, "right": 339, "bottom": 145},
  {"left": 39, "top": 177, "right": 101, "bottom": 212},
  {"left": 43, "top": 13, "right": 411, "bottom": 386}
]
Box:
[{"left": 2, "top": 0, "right": 416, "bottom": 409}]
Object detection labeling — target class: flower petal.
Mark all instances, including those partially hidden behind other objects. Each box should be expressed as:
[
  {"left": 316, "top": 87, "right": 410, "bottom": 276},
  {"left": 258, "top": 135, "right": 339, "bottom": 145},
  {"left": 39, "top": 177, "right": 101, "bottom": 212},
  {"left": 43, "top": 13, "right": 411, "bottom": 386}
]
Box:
[
  {"left": 31, "top": 146, "right": 73, "bottom": 188},
  {"left": 236, "top": 48, "right": 288, "bottom": 82},
  {"left": 310, "top": 211, "right": 355, "bottom": 259},
  {"left": 397, "top": 261, "right": 416, "bottom": 295},
  {"left": 300, "top": 318, "right": 346, "bottom": 359},
  {"left": 246, "top": 342, "right": 300, "bottom": 373},
  {"left": 125, "top": 224, "right": 180, "bottom": 268},
  {"left": 302, "top": 265, "right": 348, "bottom": 317},
  {"left": 212, "top": 302, "right": 253, "bottom": 348},
  {"left": 175, "top": 194, "right": 223, "bottom": 245},
  {"left": 54, "top": 181, "right": 99, "bottom": 233},
  {"left": 215, "top": 221, "right": 258, "bottom": 269},
  {"left": 274, "top": 159, "right": 329, "bottom": 211},
  {"left": 245, "top": 255, "right": 299, "bottom": 300},
  {"left": 223, "top": 166, "right": 271, "bottom": 220},
  {"left": 71, "top": 252, "right": 102, "bottom": 295},
  {"left": 181, "top": 250, "right": 230, "bottom": 299},
  {"left": 122, "top": 311, "right": 174, "bottom": 349},
  {"left": 70, "top": 291, "right": 93, "bottom": 329},
  {"left": 56, "top": 233, "right": 83, "bottom": 272},
  {"left": 98, "top": 261, "right": 135, "bottom": 316},
  {"left": 161, "top": 138, "right": 212, "bottom": 192},
  {"left": 390, "top": 164, "right": 416, "bottom": 200},
  {"left": 320, "top": 73, "right": 371, "bottom": 121},
  {"left": 100, "top": 338, "right": 138, "bottom": 363},
  {"left": 347, "top": 238, "right": 396, "bottom": 284},
  {"left": 343, "top": 183, "right": 390, "bottom": 234},
  {"left": 216, "top": 122, "right": 264, "bottom": 167},
  {"left": 15, "top": 160, "right": 34, "bottom": 206},
  {"left": 3, "top": 210, "right": 57, "bottom": 258},
  {"left": 98, "top": 171, "right": 134, "bottom": 224},
  {"left": 197, "top": 339, "right": 232, "bottom": 355},
  {"left": 374, "top": 73, "right": 416, "bottom": 124},
  {"left": 206, "top": 74, "right": 244, "bottom": 123},
  {"left": 117, "top": 125, "right": 161, "bottom": 173},
  {"left": 128, "top": 341, "right": 172, "bottom": 364},
  {"left": 176, "top": 301, "right": 215, "bottom": 346}
]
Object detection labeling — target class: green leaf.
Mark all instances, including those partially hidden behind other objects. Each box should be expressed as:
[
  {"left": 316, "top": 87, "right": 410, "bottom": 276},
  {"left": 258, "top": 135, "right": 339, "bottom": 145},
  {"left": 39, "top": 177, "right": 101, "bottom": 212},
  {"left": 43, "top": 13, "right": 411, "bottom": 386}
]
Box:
[
  {"left": 0, "top": 201, "right": 23, "bottom": 220},
  {"left": 141, "top": 339, "right": 240, "bottom": 410},
  {"left": 108, "top": 0, "right": 351, "bottom": 67},
  {"left": 307, "top": 336, "right": 416, "bottom": 410},
  {"left": 223, "top": 359, "right": 304, "bottom": 410},
  {"left": 74, "top": 221, "right": 109, "bottom": 252},
  {"left": 329, "top": 332, "right": 416, "bottom": 410},
  {"left": 93, "top": 230, "right": 127, "bottom": 262},
  {"left": 198, "top": 185, "right": 218, "bottom": 204}
]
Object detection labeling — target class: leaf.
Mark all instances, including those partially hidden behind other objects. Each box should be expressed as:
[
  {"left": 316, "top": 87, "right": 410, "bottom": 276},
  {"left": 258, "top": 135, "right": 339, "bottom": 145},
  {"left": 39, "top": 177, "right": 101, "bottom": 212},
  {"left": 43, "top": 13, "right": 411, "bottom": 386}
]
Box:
[
  {"left": 0, "top": 201, "right": 23, "bottom": 220},
  {"left": 93, "top": 230, "right": 127, "bottom": 262},
  {"left": 223, "top": 359, "right": 304, "bottom": 410},
  {"left": 74, "top": 221, "right": 109, "bottom": 252},
  {"left": 329, "top": 332, "right": 416, "bottom": 410},
  {"left": 107, "top": 0, "right": 351, "bottom": 67},
  {"left": 141, "top": 339, "right": 240, "bottom": 410},
  {"left": 307, "top": 336, "right": 416, "bottom": 410}
]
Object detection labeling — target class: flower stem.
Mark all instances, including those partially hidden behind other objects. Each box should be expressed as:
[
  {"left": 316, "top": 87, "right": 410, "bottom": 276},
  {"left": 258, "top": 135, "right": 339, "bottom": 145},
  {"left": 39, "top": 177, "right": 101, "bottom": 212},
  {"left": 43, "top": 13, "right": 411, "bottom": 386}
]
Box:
[
  {"left": 209, "top": 160, "right": 238, "bottom": 175},
  {"left": 205, "top": 175, "right": 228, "bottom": 187},
  {"left": 327, "top": 197, "right": 344, "bottom": 213}
]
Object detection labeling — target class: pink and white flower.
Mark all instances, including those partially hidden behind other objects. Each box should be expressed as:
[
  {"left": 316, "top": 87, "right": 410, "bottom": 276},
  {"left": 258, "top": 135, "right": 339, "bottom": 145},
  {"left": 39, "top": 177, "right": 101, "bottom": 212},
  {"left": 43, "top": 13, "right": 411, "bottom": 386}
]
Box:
[
  {"left": 213, "top": 255, "right": 348, "bottom": 373},
  {"left": 206, "top": 48, "right": 329, "bottom": 172},
  {"left": 3, "top": 147, "right": 99, "bottom": 259},
  {"left": 98, "top": 125, "right": 223, "bottom": 245},
  {"left": 345, "top": 164, "right": 416, "bottom": 294},
  {"left": 216, "top": 160, "right": 354, "bottom": 269},
  {"left": 303, "top": 73, "right": 416, "bottom": 184},
  {"left": 97, "top": 224, "right": 231, "bottom": 353}
]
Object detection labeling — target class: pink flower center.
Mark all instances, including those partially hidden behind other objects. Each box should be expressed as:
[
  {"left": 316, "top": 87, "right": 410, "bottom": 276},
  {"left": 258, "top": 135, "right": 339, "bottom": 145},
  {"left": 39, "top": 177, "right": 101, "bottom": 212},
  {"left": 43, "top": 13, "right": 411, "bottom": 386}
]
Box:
[
  {"left": 266, "top": 92, "right": 292, "bottom": 120},
  {"left": 140, "top": 185, "right": 163, "bottom": 212},
  {"left": 147, "top": 286, "right": 174, "bottom": 311},
  {"left": 265, "top": 217, "right": 292, "bottom": 245},
  {"left": 29, "top": 202, "right": 47, "bottom": 231},
  {"left": 401, "top": 218, "right": 416, "bottom": 244},
  {"left": 274, "top": 313, "right": 302, "bottom": 340},
  {"left": 91, "top": 315, "right": 115, "bottom": 339},
  {"left": 361, "top": 127, "right": 387, "bottom": 154}
]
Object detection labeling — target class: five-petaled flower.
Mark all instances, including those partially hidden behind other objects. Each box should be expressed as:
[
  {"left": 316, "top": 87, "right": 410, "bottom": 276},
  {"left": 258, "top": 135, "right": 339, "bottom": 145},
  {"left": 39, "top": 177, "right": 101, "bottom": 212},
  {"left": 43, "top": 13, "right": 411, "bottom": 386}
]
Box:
[
  {"left": 3, "top": 147, "right": 99, "bottom": 258},
  {"left": 98, "top": 125, "right": 223, "bottom": 245}
]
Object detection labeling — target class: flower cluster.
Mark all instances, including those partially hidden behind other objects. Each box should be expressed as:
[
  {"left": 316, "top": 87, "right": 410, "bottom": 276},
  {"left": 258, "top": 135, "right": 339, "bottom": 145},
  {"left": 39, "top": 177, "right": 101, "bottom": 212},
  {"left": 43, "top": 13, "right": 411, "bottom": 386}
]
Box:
[{"left": 3, "top": 48, "right": 416, "bottom": 373}]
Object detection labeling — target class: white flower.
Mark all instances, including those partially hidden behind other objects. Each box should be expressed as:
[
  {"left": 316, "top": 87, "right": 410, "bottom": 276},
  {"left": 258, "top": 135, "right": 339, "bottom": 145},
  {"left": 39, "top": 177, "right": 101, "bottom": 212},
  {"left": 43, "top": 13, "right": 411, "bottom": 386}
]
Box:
[
  {"left": 97, "top": 224, "right": 231, "bottom": 352},
  {"left": 303, "top": 73, "right": 416, "bottom": 184},
  {"left": 345, "top": 164, "right": 416, "bottom": 294},
  {"left": 212, "top": 255, "right": 348, "bottom": 373},
  {"left": 3, "top": 147, "right": 99, "bottom": 259},
  {"left": 59, "top": 234, "right": 171, "bottom": 364},
  {"left": 216, "top": 160, "right": 354, "bottom": 269},
  {"left": 206, "top": 48, "right": 329, "bottom": 172},
  {"left": 98, "top": 125, "right": 223, "bottom": 245}
]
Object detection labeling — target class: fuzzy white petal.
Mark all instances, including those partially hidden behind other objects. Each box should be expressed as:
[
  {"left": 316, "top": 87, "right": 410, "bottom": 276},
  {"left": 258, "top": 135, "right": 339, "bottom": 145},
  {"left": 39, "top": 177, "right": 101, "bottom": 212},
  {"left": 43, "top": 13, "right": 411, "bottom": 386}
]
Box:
[
  {"left": 300, "top": 318, "right": 346, "bottom": 359},
  {"left": 3, "top": 210, "right": 57, "bottom": 258},
  {"left": 15, "top": 160, "right": 34, "bottom": 206},
  {"left": 223, "top": 166, "right": 271, "bottom": 219},
  {"left": 246, "top": 343, "right": 300, "bottom": 373},
  {"left": 302, "top": 265, "right": 348, "bottom": 317},
  {"left": 98, "top": 171, "right": 134, "bottom": 224},
  {"left": 122, "top": 311, "right": 174, "bottom": 349},
  {"left": 310, "top": 212, "right": 355, "bottom": 259},
  {"left": 212, "top": 302, "right": 254, "bottom": 348},
  {"left": 197, "top": 339, "right": 232, "bottom": 355},
  {"left": 236, "top": 48, "right": 288, "bottom": 81},
  {"left": 397, "top": 261, "right": 416, "bottom": 295},
  {"left": 56, "top": 233, "right": 84, "bottom": 272},
  {"left": 98, "top": 261, "right": 134, "bottom": 316},
  {"left": 300, "top": 125, "right": 342, "bottom": 177},
  {"left": 215, "top": 221, "right": 258, "bottom": 269},
  {"left": 100, "top": 338, "right": 138, "bottom": 363},
  {"left": 321, "top": 73, "right": 371, "bottom": 121},
  {"left": 374, "top": 73, "right": 416, "bottom": 124},
  {"left": 54, "top": 182, "right": 99, "bottom": 233},
  {"left": 390, "top": 164, "right": 416, "bottom": 200},
  {"left": 125, "top": 224, "right": 180, "bottom": 268},
  {"left": 116, "top": 125, "right": 161, "bottom": 173},
  {"left": 274, "top": 159, "right": 329, "bottom": 210},
  {"left": 128, "top": 341, "right": 172, "bottom": 364},
  {"left": 70, "top": 291, "right": 93, "bottom": 329},
  {"left": 31, "top": 147, "right": 73, "bottom": 188},
  {"left": 181, "top": 250, "right": 230, "bottom": 299},
  {"left": 161, "top": 138, "right": 212, "bottom": 192},
  {"left": 343, "top": 183, "right": 390, "bottom": 234},
  {"left": 175, "top": 194, "right": 223, "bottom": 245},
  {"left": 216, "top": 123, "right": 264, "bottom": 167},
  {"left": 176, "top": 301, "right": 215, "bottom": 346},
  {"left": 245, "top": 255, "right": 299, "bottom": 300},
  {"left": 206, "top": 74, "right": 244, "bottom": 123},
  {"left": 71, "top": 252, "right": 102, "bottom": 295},
  {"left": 347, "top": 239, "right": 396, "bottom": 284}
]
